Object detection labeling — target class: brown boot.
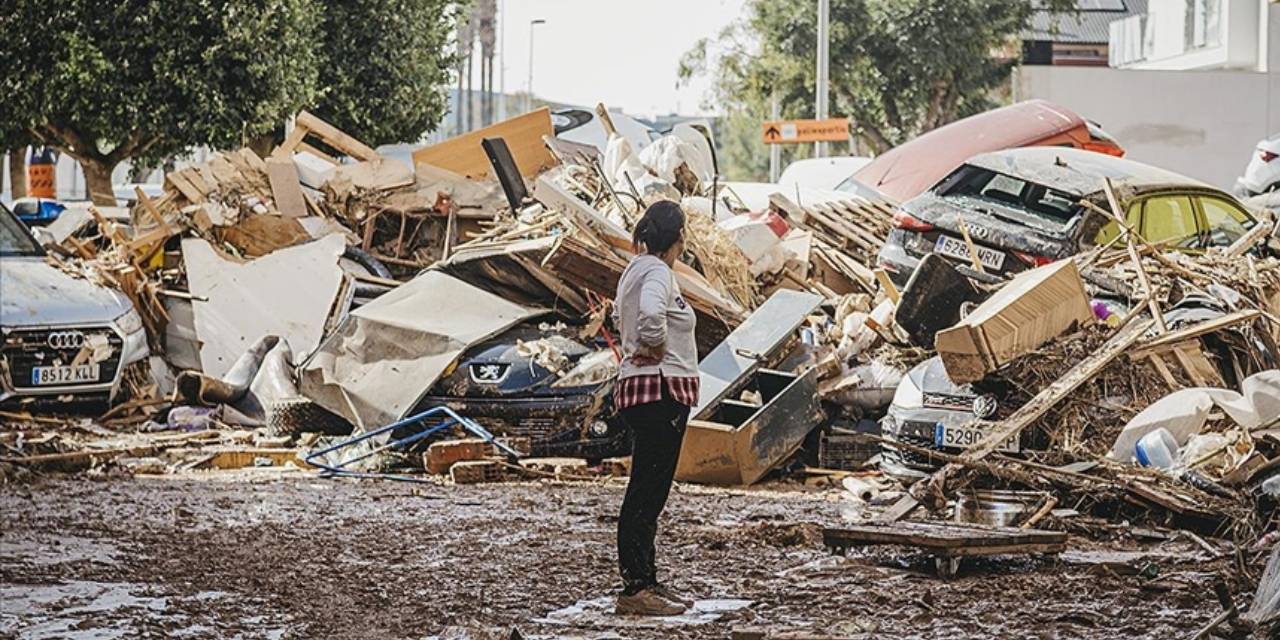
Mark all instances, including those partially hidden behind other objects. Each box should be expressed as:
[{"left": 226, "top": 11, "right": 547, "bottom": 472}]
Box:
[
  {"left": 653, "top": 584, "right": 694, "bottom": 608},
  {"left": 615, "top": 588, "right": 687, "bottom": 616}
]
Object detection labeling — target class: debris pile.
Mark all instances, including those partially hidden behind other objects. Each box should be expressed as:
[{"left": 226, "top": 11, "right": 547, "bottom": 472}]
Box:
[{"left": 1, "top": 99, "right": 1278, "bottom": 629}]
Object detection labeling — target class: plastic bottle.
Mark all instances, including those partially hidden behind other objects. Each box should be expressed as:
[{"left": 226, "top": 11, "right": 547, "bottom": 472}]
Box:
[{"left": 1134, "top": 428, "right": 1179, "bottom": 470}]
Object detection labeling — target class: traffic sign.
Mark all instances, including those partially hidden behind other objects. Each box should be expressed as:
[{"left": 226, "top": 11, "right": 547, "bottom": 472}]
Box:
[{"left": 762, "top": 118, "right": 849, "bottom": 144}]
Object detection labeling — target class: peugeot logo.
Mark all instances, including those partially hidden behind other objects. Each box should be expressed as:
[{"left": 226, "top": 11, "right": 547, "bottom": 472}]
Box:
[
  {"left": 470, "top": 363, "right": 510, "bottom": 384},
  {"left": 47, "top": 331, "right": 86, "bottom": 350}
]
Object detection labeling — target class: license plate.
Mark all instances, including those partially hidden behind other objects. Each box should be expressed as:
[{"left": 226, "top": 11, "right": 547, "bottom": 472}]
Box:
[
  {"left": 934, "top": 235, "right": 1005, "bottom": 270},
  {"left": 934, "top": 422, "right": 1019, "bottom": 452},
  {"left": 30, "top": 364, "right": 100, "bottom": 386}
]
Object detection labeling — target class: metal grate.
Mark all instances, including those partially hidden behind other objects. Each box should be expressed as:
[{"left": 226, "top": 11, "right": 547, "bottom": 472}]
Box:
[{"left": 2, "top": 327, "right": 123, "bottom": 389}]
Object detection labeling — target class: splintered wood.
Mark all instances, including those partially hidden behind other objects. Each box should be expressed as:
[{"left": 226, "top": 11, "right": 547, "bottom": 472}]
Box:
[{"left": 879, "top": 317, "right": 1153, "bottom": 523}]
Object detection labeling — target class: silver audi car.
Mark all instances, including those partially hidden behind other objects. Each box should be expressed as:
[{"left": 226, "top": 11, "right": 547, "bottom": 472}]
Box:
[{"left": 0, "top": 202, "right": 149, "bottom": 405}]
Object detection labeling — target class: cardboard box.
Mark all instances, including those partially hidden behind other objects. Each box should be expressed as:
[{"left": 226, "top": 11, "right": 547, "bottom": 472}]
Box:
[{"left": 936, "top": 260, "right": 1093, "bottom": 384}]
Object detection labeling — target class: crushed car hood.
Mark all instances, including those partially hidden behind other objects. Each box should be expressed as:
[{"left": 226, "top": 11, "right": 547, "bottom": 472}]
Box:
[
  {"left": 903, "top": 193, "right": 1076, "bottom": 258},
  {"left": 431, "top": 322, "right": 593, "bottom": 398},
  {"left": 0, "top": 257, "right": 132, "bottom": 327}
]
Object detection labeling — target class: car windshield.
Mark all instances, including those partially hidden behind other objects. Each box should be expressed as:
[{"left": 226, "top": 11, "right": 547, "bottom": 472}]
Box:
[
  {"left": 1, "top": 204, "right": 44, "bottom": 257},
  {"left": 834, "top": 175, "right": 889, "bottom": 201},
  {"left": 936, "top": 165, "right": 1084, "bottom": 230}
]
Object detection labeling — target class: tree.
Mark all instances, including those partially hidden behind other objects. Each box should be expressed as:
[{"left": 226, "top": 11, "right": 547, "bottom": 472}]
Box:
[
  {"left": 312, "top": 0, "right": 462, "bottom": 147},
  {"left": 0, "top": 0, "right": 322, "bottom": 205},
  {"left": 679, "top": 0, "right": 1073, "bottom": 180}
]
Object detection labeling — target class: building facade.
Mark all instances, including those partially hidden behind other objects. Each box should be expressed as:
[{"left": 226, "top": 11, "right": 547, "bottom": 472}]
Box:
[{"left": 1110, "top": 0, "right": 1271, "bottom": 70}]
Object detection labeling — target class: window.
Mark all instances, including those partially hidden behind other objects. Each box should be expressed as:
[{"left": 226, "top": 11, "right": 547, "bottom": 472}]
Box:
[
  {"left": 1140, "top": 196, "right": 1199, "bottom": 248},
  {"left": 1, "top": 205, "right": 44, "bottom": 257},
  {"left": 1093, "top": 201, "right": 1142, "bottom": 245},
  {"left": 939, "top": 165, "right": 1083, "bottom": 230},
  {"left": 1199, "top": 197, "right": 1252, "bottom": 247}
]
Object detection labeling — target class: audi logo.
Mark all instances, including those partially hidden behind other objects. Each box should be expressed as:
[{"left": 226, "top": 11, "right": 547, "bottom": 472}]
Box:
[{"left": 46, "top": 331, "right": 86, "bottom": 350}]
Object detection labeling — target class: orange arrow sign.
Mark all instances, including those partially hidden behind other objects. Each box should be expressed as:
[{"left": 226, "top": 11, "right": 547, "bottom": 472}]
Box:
[{"left": 761, "top": 118, "right": 849, "bottom": 144}]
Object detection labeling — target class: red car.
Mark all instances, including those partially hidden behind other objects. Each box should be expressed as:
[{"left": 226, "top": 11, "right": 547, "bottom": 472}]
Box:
[{"left": 839, "top": 99, "right": 1124, "bottom": 203}]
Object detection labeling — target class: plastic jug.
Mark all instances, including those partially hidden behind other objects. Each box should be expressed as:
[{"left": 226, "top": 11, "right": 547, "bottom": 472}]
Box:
[{"left": 1135, "top": 428, "right": 1179, "bottom": 470}]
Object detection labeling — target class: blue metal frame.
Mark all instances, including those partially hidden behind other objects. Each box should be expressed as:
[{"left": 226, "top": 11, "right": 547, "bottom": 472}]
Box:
[{"left": 303, "top": 405, "right": 522, "bottom": 483}]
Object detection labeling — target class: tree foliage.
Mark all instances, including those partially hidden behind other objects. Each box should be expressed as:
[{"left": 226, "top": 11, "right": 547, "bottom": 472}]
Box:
[
  {"left": 312, "top": 0, "right": 461, "bottom": 147},
  {"left": 0, "top": 0, "right": 322, "bottom": 202},
  {"left": 680, "top": 0, "right": 1073, "bottom": 180},
  {"left": 0, "top": 0, "right": 461, "bottom": 203}
]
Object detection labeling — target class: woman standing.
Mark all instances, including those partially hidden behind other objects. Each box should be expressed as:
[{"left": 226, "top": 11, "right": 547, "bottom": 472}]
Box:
[{"left": 612, "top": 200, "right": 700, "bottom": 616}]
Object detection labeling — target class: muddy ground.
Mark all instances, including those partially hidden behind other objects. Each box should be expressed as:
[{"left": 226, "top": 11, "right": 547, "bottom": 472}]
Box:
[{"left": 0, "top": 471, "right": 1248, "bottom": 639}]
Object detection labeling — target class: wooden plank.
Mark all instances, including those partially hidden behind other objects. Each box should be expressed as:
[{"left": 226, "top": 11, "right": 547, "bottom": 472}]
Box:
[
  {"left": 1104, "top": 179, "right": 1166, "bottom": 332},
  {"left": 294, "top": 110, "right": 379, "bottom": 161},
  {"left": 1173, "top": 342, "right": 1224, "bottom": 387},
  {"left": 1130, "top": 310, "right": 1262, "bottom": 356},
  {"left": 955, "top": 213, "right": 987, "bottom": 274},
  {"left": 1172, "top": 344, "right": 1209, "bottom": 387},
  {"left": 165, "top": 171, "right": 204, "bottom": 203},
  {"left": 412, "top": 107, "right": 555, "bottom": 179},
  {"left": 804, "top": 205, "right": 880, "bottom": 252},
  {"left": 135, "top": 187, "right": 173, "bottom": 234},
  {"left": 823, "top": 522, "right": 1066, "bottom": 550},
  {"left": 880, "top": 317, "right": 1153, "bottom": 523},
  {"left": 272, "top": 123, "right": 310, "bottom": 159},
  {"left": 939, "top": 542, "right": 1067, "bottom": 558},
  {"left": 296, "top": 141, "right": 340, "bottom": 165},
  {"left": 874, "top": 269, "right": 900, "bottom": 303},
  {"left": 1225, "top": 217, "right": 1272, "bottom": 257},
  {"left": 265, "top": 157, "right": 308, "bottom": 218},
  {"left": 1147, "top": 353, "right": 1181, "bottom": 389}
]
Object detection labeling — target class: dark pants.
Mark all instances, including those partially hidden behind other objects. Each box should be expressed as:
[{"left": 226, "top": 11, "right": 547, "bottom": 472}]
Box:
[{"left": 617, "top": 389, "right": 690, "bottom": 595}]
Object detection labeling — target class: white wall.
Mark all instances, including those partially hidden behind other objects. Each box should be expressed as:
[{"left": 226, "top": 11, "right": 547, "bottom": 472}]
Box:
[
  {"left": 1111, "top": 0, "right": 1266, "bottom": 70},
  {"left": 1015, "top": 64, "right": 1277, "bottom": 189}
]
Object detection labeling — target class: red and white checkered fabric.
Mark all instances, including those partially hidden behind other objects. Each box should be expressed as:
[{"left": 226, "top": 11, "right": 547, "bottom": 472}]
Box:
[{"left": 614, "top": 374, "right": 700, "bottom": 409}]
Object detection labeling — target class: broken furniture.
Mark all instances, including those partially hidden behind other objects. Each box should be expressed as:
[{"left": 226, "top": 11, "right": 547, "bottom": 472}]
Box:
[
  {"left": 677, "top": 367, "right": 822, "bottom": 485},
  {"left": 303, "top": 405, "right": 522, "bottom": 483},
  {"left": 894, "top": 253, "right": 984, "bottom": 348},
  {"left": 822, "top": 521, "right": 1068, "bottom": 578},
  {"left": 674, "top": 289, "right": 824, "bottom": 485}
]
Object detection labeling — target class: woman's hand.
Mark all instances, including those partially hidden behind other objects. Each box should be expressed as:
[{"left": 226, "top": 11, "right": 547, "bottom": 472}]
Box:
[{"left": 631, "top": 343, "right": 666, "bottom": 366}]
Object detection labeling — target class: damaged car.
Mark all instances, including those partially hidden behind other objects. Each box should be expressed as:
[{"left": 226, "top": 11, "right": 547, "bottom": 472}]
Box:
[
  {"left": 0, "top": 202, "right": 149, "bottom": 406},
  {"left": 406, "top": 315, "right": 627, "bottom": 460},
  {"left": 879, "top": 292, "right": 1275, "bottom": 481},
  {"left": 878, "top": 147, "right": 1270, "bottom": 288}
]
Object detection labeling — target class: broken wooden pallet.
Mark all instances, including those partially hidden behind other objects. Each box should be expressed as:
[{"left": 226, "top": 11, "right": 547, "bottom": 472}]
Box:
[{"left": 823, "top": 520, "right": 1068, "bottom": 577}]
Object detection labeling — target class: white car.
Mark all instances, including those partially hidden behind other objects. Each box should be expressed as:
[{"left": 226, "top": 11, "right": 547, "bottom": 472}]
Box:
[
  {"left": 779, "top": 156, "right": 872, "bottom": 192},
  {"left": 0, "top": 203, "right": 149, "bottom": 406},
  {"left": 1235, "top": 135, "right": 1280, "bottom": 197}
]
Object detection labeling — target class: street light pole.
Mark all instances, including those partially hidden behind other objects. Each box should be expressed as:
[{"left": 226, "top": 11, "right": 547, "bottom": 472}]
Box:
[
  {"left": 526, "top": 18, "right": 546, "bottom": 114},
  {"left": 815, "top": 0, "right": 830, "bottom": 158},
  {"left": 498, "top": 0, "right": 506, "bottom": 121}
]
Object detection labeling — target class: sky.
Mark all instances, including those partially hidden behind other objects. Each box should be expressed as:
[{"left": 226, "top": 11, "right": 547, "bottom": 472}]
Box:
[{"left": 481, "top": 0, "right": 749, "bottom": 119}]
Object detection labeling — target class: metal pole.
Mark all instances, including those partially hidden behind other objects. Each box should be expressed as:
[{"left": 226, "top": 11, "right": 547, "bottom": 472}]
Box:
[
  {"left": 526, "top": 19, "right": 545, "bottom": 114},
  {"left": 498, "top": 0, "right": 505, "bottom": 120},
  {"left": 815, "top": 0, "right": 830, "bottom": 158},
  {"left": 769, "top": 92, "right": 781, "bottom": 183}
]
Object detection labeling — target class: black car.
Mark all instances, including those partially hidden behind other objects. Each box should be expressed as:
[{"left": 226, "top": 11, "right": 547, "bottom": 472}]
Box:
[
  {"left": 405, "top": 315, "right": 628, "bottom": 460},
  {"left": 877, "top": 147, "right": 1269, "bottom": 288}
]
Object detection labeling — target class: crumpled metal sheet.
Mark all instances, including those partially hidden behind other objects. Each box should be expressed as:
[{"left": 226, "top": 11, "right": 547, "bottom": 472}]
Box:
[
  {"left": 299, "top": 270, "right": 541, "bottom": 431},
  {"left": 183, "top": 234, "right": 346, "bottom": 378}
]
